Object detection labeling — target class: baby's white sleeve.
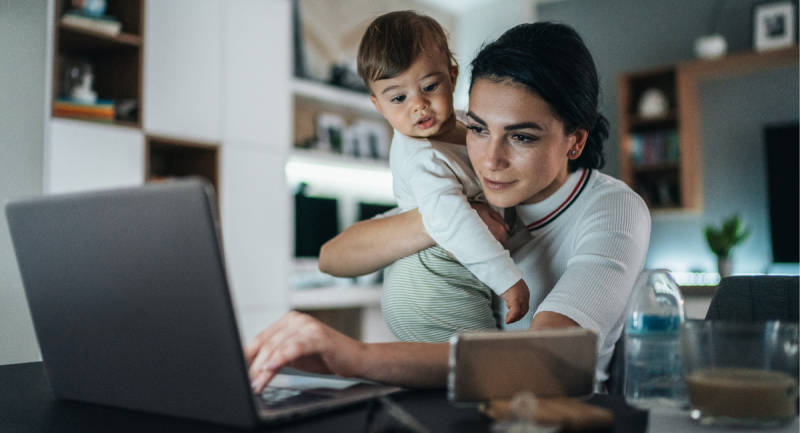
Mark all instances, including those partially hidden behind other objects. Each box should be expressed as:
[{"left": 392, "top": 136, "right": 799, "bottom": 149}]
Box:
[{"left": 406, "top": 147, "right": 523, "bottom": 295}]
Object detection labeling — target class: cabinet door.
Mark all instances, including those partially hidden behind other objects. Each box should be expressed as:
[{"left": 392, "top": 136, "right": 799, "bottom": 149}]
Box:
[
  {"left": 144, "top": 0, "right": 223, "bottom": 142},
  {"left": 46, "top": 119, "right": 145, "bottom": 194},
  {"left": 219, "top": 145, "right": 291, "bottom": 340},
  {"left": 222, "top": 0, "right": 291, "bottom": 149}
]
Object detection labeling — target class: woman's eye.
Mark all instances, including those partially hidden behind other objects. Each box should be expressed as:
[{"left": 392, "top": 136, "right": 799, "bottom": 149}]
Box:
[
  {"left": 391, "top": 95, "right": 406, "bottom": 103},
  {"left": 423, "top": 83, "right": 439, "bottom": 92},
  {"left": 467, "top": 125, "right": 486, "bottom": 135},
  {"left": 511, "top": 133, "right": 535, "bottom": 144}
]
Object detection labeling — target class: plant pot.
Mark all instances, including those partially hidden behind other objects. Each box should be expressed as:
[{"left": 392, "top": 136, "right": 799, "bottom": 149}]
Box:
[{"left": 717, "top": 256, "right": 733, "bottom": 279}]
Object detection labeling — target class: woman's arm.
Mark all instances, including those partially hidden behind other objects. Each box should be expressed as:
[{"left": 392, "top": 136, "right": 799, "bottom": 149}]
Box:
[
  {"left": 318, "top": 209, "right": 434, "bottom": 277},
  {"left": 245, "top": 311, "right": 449, "bottom": 391}
]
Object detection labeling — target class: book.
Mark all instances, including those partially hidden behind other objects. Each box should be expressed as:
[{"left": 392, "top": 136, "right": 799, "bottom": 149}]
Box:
[
  {"left": 630, "top": 129, "right": 680, "bottom": 167},
  {"left": 54, "top": 98, "right": 115, "bottom": 120},
  {"left": 60, "top": 10, "right": 122, "bottom": 36}
]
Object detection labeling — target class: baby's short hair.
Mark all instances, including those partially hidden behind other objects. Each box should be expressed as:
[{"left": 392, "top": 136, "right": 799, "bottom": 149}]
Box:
[{"left": 357, "top": 10, "right": 457, "bottom": 90}]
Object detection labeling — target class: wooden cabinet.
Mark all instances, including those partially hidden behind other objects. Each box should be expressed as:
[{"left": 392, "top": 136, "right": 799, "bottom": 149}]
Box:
[
  {"left": 49, "top": 0, "right": 222, "bottom": 194},
  {"left": 617, "top": 46, "right": 799, "bottom": 212},
  {"left": 617, "top": 68, "right": 684, "bottom": 210},
  {"left": 52, "top": 0, "right": 144, "bottom": 127},
  {"left": 44, "top": 0, "right": 294, "bottom": 343}
]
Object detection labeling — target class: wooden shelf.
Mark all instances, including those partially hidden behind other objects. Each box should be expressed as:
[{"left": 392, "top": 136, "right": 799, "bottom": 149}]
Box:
[
  {"left": 618, "top": 46, "right": 799, "bottom": 212},
  {"left": 51, "top": 114, "right": 141, "bottom": 130},
  {"left": 290, "top": 286, "right": 382, "bottom": 309},
  {"left": 628, "top": 112, "right": 677, "bottom": 129},
  {"left": 678, "top": 45, "right": 799, "bottom": 79},
  {"left": 632, "top": 163, "right": 680, "bottom": 174},
  {"left": 58, "top": 25, "right": 141, "bottom": 51}
]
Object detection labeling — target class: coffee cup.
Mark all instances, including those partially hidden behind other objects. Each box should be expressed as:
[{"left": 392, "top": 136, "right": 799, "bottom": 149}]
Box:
[{"left": 680, "top": 321, "right": 799, "bottom": 428}]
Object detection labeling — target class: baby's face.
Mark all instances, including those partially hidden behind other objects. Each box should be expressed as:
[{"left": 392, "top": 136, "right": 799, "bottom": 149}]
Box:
[{"left": 369, "top": 51, "right": 457, "bottom": 139}]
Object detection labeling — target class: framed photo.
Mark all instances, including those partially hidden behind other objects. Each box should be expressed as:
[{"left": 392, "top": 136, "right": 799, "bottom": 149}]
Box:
[
  {"left": 355, "top": 120, "right": 390, "bottom": 160},
  {"left": 315, "top": 113, "right": 346, "bottom": 153},
  {"left": 341, "top": 123, "right": 361, "bottom": 158},
  {"left": 753, "top": 1, "right": 798, "bottom": 51}
]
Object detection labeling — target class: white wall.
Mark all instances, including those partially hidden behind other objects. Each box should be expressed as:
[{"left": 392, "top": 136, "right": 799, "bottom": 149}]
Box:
[
  {"left": 0, "top": 0, "right": 49, "bottom": 365},
  {"left": 452, "top": 0, "right": 538, "bottom": 110}
]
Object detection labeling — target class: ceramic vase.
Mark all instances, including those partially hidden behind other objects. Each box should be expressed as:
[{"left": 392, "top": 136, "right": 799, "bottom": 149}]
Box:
[{"left": 717, "top": 256, "right": 733, "bottom": 279}]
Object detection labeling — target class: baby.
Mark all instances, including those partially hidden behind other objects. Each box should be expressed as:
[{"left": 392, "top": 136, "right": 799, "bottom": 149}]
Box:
[{"left": 356, "top": 11, "right": 529, "bottom": 343}]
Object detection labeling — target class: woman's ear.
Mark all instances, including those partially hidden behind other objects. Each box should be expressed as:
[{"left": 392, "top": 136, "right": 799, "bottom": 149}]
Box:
[{"left": 567, "top": 127, "right": 589, "bottom": 160}]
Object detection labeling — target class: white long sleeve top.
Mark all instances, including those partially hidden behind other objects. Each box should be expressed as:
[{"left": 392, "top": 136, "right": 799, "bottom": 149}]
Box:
[
  {"left": 389, "top": 126, "right": 523, "bottom": 295},
  {"left": 498, "top": 168, "right": 651, "bottom": 386}
]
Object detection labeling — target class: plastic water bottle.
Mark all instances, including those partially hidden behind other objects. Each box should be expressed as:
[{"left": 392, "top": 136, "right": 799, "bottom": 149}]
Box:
[{"left": 624, "top": 269, "right": 688, "bottom": 410}]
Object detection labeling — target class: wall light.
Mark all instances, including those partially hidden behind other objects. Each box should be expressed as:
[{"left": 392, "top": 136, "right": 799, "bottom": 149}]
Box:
[{"left": 285, "top": 155, "right": 394, "bottom": 203}]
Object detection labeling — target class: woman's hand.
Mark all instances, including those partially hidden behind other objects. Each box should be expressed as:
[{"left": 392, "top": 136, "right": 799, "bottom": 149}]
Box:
[
  {"left": 245, "top": 311, "right": 366, "bottom": 392},
  {"left": 245, "top": 311, "right": 451, "bottom": 391},
  {"left": 469, "top": 202, "right": 509, "bottom": 245}
]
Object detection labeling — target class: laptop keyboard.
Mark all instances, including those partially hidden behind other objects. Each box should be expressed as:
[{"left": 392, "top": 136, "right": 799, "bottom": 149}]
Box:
[{"left": 258, "top": 387, "right": 335, "bottom": 410}]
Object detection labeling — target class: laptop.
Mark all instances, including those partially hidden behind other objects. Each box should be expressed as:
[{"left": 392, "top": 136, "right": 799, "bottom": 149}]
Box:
[{"left": 5, "top": 178, "right": 401, "bottom": 428}]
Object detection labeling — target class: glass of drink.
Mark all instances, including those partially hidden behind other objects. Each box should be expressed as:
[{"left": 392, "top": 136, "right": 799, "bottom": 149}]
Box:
[{"left": 681, "top": 321, "right": 799, "bottom": 428}]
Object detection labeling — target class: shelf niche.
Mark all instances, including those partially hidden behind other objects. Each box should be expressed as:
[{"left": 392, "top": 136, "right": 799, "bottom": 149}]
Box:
[
  {"left": 52, "top": 0, "right": 144, "bottom": 127},
  {"left": 146, "top": 136, "right": 219, "bottom": 193}
]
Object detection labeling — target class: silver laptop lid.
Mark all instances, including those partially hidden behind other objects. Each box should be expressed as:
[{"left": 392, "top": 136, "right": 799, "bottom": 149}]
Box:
[{"left": 5, "top": 179, "right": 259, "bottom": 428}]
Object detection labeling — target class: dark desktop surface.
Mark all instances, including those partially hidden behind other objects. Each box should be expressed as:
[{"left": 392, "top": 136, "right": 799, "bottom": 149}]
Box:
[{"left": 0, "top": 362, "right": 647, "bottom": 433}]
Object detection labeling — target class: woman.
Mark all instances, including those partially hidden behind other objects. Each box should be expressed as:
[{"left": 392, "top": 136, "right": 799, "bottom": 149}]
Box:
[{"left": 246, "top": 22, "right": 650, "bottom": 392}]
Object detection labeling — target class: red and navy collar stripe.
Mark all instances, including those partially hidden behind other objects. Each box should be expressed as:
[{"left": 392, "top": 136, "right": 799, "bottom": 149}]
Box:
[{"left": 526, "top": 169, "right": 591, "bottom": 232}]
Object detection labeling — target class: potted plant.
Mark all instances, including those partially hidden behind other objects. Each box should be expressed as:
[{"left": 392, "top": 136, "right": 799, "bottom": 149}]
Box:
[{"left": 704, "top": 214, "right": 751, "bottom": 278}]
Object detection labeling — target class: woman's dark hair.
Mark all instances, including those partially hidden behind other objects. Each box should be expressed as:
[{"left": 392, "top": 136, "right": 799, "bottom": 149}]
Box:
[{"left": 469, "top": 22, "right": 608, "bottom": 171}]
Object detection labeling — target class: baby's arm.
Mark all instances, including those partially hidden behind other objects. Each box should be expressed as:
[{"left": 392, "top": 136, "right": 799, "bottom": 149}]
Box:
[{"left": 404, "top": 147, "right": 529, "bottom": 321}]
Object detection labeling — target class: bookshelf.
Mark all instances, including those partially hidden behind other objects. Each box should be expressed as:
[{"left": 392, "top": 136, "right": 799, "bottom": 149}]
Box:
[
  {"left": 617, "top": 67, "right": 682, "bottom": 210},
  {"left": 617, "top": 46, "right": 799, "bottom": 212},
  {"left": 52, "top": 0, "right": 144, "bottom": 127}
]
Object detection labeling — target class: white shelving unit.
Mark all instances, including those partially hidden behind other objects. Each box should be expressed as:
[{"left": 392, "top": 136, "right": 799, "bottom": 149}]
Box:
[
  {"left": 289, "top": 147, "right": 389, "bottom": 171},
  {"left": 288, "top": 77, "right": 396, "bottom": 342},
  {"left": 291, "top": 78, "right": 376, "bottom": 113}
]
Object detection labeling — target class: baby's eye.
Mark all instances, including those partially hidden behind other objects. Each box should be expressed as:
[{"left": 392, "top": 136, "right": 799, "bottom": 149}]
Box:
[
  {"left": 391, "top": 95, "right": 407, "bottom": 103},
  {"left": 423, "top": 83, "right": 439, "bottom": 92}
]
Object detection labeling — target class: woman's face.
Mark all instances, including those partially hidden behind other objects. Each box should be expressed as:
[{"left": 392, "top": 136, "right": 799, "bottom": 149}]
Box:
[{"left": 466, "top": 79, "right": 586, "bottom": 208}]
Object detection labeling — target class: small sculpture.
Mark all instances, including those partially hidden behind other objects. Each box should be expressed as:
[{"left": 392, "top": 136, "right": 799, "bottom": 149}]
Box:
[{"left": 637, "top": 88, "right": 669, "bottom": 119}]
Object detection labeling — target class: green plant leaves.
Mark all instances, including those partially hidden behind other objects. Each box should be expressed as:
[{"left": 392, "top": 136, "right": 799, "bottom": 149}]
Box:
[{"left": 704, "top": 214, "right": 751, "bottom": 258}]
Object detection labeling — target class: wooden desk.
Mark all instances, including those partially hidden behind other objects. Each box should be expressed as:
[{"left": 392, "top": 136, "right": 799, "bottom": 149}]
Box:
[{"left": 0, "top": 362, "right": 647, "bottom": 432}]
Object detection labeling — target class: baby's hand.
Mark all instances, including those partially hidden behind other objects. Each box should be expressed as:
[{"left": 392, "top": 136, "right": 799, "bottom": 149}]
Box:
[{"left": 501, "top": 279, "right": 530, "bottom": 324}]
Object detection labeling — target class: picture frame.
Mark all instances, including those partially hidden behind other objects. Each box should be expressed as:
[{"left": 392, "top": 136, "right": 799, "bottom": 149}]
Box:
[
  {"left": 354, "top": 120, "right": 390, "bottom": 160},
  {"left": 753, "top": 1, "right": 798, "bottom": 51},
  {"left": 341, "top": 123, "right": 361, "bottom": 158},
  {"left": 315, "top": 112, "right": 347, "bottom": 153}
]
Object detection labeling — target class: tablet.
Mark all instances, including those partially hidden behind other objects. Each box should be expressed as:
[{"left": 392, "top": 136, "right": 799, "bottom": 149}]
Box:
[{"left": 448, "top": 328, "right": 598, "bottom": 403}]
